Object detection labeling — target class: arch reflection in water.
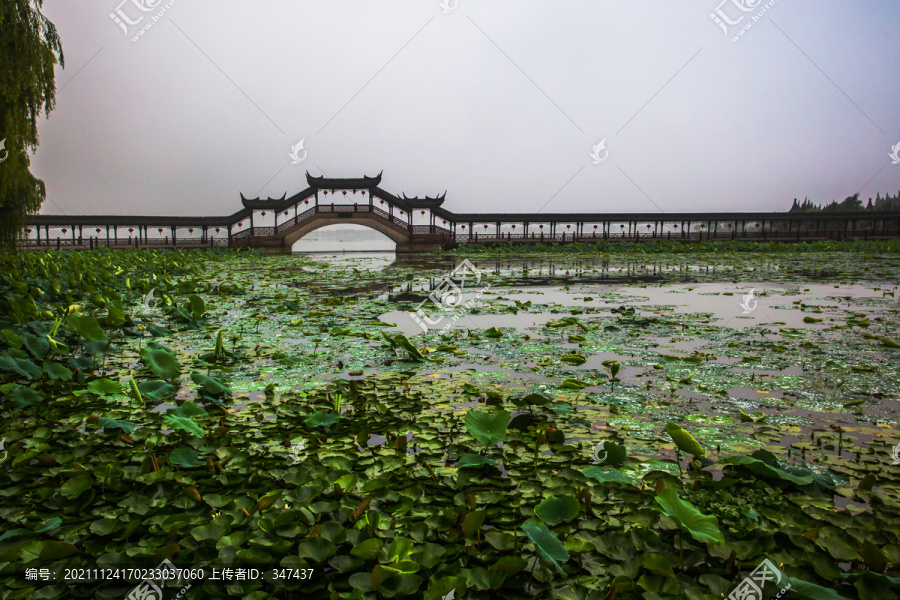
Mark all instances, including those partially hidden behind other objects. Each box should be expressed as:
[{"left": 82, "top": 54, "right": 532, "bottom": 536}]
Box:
[{"left": 291, "top": 224, "right": 396, "bottom": 253}]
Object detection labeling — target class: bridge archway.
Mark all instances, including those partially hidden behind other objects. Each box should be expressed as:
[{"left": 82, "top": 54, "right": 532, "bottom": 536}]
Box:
[
  {"left": 281, "top": 212, "right": 412, "bottom": 250},
  {"left": 290, "top": 223, "right": 397, "bottom": 252}
]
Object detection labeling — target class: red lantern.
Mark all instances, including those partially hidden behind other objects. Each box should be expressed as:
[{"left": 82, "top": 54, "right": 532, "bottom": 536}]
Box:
[
  {"left": 304, "top": 200, "right": 309, "bottom": 204},
  {"left": 567, "top": 224, "right": 571, "bottom": 229},
  {"left": 343, "top": 191, "right": 347, "bottom": 196},
  {"left": 238, "top": 222, "right": 243, "bottom": 227},
  {"left": 158, "top": 228, "right": 163, "bottom": 233},
  {"left": 27, "top": 229, "right": 32, "bottom": 234},
  {"left": 727, "top": 223, "right": 732, "bottom": 228},
  {"left": 756, "top": 223, "right": 760, "bottom": 227},
  {"left": 62, "top": 228, "right": 67, "bottom": 233},
  {"left": 512, "top": 224, "right": 516, "bottom": 229},
  {"left": 189, "top": 228, "right": 194, "bottom": 233},
  {"left": 129, "top": 228, "right": 134, "bottom": 233},
  {"left": 261, "top": 212, "right": 266, "bottom": 216},
  {"left": 400, "top": 211, "right": 404, "bottom": 216},
  {"left": 673, "top": 224, "right": 679, "bottom": 229},
  {"left": 380, "top": 200, "right": 384, "bottom": 205},
  {"left": 421, "top": 211, "right": 425, "bottom": 215},
  {"left": 700, "top": 224, "right": 705, "bottom": 229},
  {"left": 284, "top": 211, "right": 289, "bottom": 216},
  {"left": 484, "top": 224, "right": 488, "bottom": 229},
  {"left": 593, "top": 225, "right": 598, "bottom": 229},
  {"left": 540, "top": 225, "right": 544, "bottom": 229},
  {"left": 442, "top": 220, "right": 447, "bottom": 225},
  {"left": 324, "top": 191, "right": 328, "bottom": 196},
  {"left": 646, "top": 224, "right": 651, "bottom": 229},
  {"left": 215, "top": 228, "right": 220, "bottom": 233},
  {"left": 462, "top": 225, "right": 466, "bottom": 230},
  {"left": 620, "top": 224, "right": 624, "bottom": 229}
]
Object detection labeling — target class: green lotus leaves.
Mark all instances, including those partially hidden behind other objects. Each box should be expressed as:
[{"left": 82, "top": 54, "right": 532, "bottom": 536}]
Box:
[
  {"left": 559, "top": 378, "right": 588, "bottom": 389},
  {"left": 136, "top": 380, "right": 176, "bottom": 402},
  {"left": 60, "top": 476, "right": 92, "bottom": 500},
  {"left": 461, "top": 510, "right": 487, "bottom": 537},
  {"left": 0, "top": 328, "right": 24, "bottom": 349},
  {"left": 457, "top": 453, "right": 498, "bottom": 469},
  {"left": 162, "top": 414, "right": 205, "bottom": 438},
  {"left": 1, "top": 243, "right": 899, "bottom": 599},
  {"left": 512, "top": 392, "right": 551, "bottom": 407},
  {"left": 304, "top": 409, "right": 340, "bottom": 428},
  {"left": 654, "top": 488, "right": 724, "bottom": 545},
  {"left": 582, "top": 466, "right": 636, "bottom": 485},
  {"left": 350, "top": 538, "right": 384, "bottom": 560},
  {"left": 190, "top": 518, "right": 228, "bottom": 542},
  {"left": 534, "top": 495, "right": 580, "bottom": 526},
  {"left": 188, "top": 294, "right": 206, "bottom": 319},
  {"left": 72, "top": 315, "right": 107, "bottom": 342},
  {"left": 191, "top": 371, "right": 232, "bottom": 397},
  {"left": 138, "top": 345, "right": 181, "bottom": 379},
  {"left": 393, "top": 334, "right": 425, "bottom": 360},
  {"left": 786, "top": 576, "right": 851, "bottom": 600},
  {"left": 560, "top": 353, "right": 587, "bottom": 365},
  {"left": 97, "top": 417, "right": 135, "bottom": 433},
  {"left": 168, "top": 400, "right": 206, "bottom": 419},
  {"left": 592, "top": 440, "right": 627, "bottom": 466},
  {"left": 464, "top": 409, "right": 510, "bottom": 447},
  {"left": 0, "top": 350, "right": 42, "bottom": 380},
  {"left": 34, "top": 518, "right": 62, "bottom": 533},
  {"left": 717, "top": 450, "right": 815, "bottom": 488},
  {"left": 87, "top": 378, "right": 124, "bottom": 396},
  {"left": 522, "top": 520, "right": 569, "bottom": 574},
  {"left": 20, "top": 331, "right": 49, "bottom": 358},
  {"left": 664, "top": 421, "right": 706, "bottom": 459},
  {"left": 43, "top": 361, "right": 73, "bottom": 381},
  {"left": 169, "top": 446, "right": 205, "bottom": 468},
  {"left": 39, "top": 541, "right": 78, "bottom": 560},
  {"left": 5, "top": 386, "right": 43, "bottom": 407},
  {"left": 297, "top": 538, "right": 337, "bottom": 563}
]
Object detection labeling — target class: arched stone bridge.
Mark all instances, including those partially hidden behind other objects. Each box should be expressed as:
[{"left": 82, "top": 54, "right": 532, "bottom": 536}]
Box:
[{"left": 23, "top": 173, "right": 900, "bottom": 252}]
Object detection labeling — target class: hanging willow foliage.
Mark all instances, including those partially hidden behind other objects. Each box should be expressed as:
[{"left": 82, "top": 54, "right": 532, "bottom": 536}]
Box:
[{"left": 0, "top": 0, "right": 64, "bottom": 250}]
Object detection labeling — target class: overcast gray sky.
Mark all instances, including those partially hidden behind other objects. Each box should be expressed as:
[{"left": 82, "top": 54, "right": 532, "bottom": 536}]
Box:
[{"left": 32, "top": 1, "right": 900, "bottom": 218}]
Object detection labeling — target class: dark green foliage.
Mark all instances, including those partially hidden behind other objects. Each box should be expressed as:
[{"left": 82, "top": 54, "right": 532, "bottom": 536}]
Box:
[{"left": 0, "top": 0, "right": 64, "bottom": 249}]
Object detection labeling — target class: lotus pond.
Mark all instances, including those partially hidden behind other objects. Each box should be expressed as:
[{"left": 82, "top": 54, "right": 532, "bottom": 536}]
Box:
[{"left": 1, "top": 242, "right": 899, "bottom": 600}]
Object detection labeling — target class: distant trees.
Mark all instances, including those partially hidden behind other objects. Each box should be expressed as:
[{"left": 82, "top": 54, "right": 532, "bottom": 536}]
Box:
[
  {"left": 0, "top": 0, "right": 64, "bottom": 250},
  {"left": 789, "top": 192, "right": 900, "bottom": 213}
]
